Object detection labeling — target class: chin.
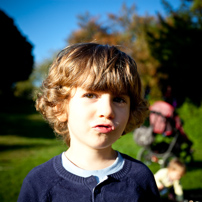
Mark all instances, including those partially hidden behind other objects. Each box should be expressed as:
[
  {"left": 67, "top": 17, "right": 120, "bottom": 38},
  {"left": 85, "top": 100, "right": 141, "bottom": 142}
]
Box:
[{"left": 91, "top": 142, "right": 113, "bottom": 150}]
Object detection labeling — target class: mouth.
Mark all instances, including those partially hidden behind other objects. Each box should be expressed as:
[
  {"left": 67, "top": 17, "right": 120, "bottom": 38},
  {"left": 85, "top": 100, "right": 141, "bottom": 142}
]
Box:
[{"left": 92, "top": 124, "right": 114, "bottom": 133}]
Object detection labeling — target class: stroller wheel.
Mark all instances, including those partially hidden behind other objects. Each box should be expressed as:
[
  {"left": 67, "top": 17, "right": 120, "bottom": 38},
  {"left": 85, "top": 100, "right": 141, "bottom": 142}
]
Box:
[{"left": 137, "top": 147, "right": 152, "bottom": 166}]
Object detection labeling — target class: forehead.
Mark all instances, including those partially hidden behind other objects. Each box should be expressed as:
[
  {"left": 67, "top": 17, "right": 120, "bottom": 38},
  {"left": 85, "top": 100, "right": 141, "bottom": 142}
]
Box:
[
  {"left": 169, "top": 166, "right": 184, "bottom": 174},
  {"left": 80, "top": 79, "right": 129, "bottom": 95},
  {"left": 70, "top": 87, "right": 129, "bottom": 97}
]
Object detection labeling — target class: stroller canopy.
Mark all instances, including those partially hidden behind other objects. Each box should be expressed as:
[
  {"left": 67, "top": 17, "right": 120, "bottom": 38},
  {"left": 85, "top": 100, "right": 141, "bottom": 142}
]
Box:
[{"left": 149, "top": 101, "right": 175, "bottom": 135}]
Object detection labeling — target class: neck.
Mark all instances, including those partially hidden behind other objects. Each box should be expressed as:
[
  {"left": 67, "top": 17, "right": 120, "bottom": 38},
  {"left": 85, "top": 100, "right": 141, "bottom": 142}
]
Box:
[{"left": 65, "top": 145, "right": 117, "bottom": 170}]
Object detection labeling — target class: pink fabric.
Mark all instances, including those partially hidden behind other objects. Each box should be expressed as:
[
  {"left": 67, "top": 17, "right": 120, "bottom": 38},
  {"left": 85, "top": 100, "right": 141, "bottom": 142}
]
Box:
[
  {"left": 149, "top": 101, "right": 174, "bottom": 117},
  {"left": 149, "top": 101, "right": 174, "bottom": 134}
]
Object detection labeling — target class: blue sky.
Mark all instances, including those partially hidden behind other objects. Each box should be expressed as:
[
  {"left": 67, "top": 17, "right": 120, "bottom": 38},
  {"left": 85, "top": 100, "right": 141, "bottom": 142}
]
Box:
[{"left": 0, "top": 0, "right": 180, "bottom": 64}]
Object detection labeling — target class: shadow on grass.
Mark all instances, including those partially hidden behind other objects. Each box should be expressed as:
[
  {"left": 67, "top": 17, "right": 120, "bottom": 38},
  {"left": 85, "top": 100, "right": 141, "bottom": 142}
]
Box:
[
  {"left": 187, "top": 160, "right": 202, "bottom": 171},
  {"left": 0, "top": 116, "right": 55, "bottom": 139},
  {"left": 184, "top": 188, "right": 202, "bottom": 201},
  {"left": 160, "top": 189, "right": 202, "bottom": 202},
  {"left": 0, "top": 98, "right": 58, "bottom": 139},
  {"left": 0, "top": 143, "right": 56, "bottom": 152},
  {"left": 0, "top": 98, "right": 59, "bottom": 139},
  {"left": 0, "top": 102, "right": 56, "bottom": 140}
]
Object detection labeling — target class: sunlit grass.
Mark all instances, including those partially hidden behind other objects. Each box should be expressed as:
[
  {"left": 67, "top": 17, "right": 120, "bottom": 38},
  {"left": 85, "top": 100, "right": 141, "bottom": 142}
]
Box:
[{"left": 0, "top": 135, "right": 67, "bottom": 201}]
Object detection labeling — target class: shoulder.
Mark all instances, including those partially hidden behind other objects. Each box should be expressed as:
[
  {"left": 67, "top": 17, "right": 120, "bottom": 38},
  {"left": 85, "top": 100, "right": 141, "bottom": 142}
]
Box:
[
  {"left": 121, "top": 153, "right": 154, "bottom": 177},
  {"left": 23, "top": 154, "right": 62, "bottom": 188},
  {"left": 28, "top": 155, "right": 58, "bottom": 175},
  {"left": 18, "top": 154, "right": 63, "bottom": 202},
  {"left": 154, "top": 168, "right": 168, "bottom": 176},
  {"left": 120, "top": 153, "right": 158, "bottom": 188},
  {"left": 119, "top": 153, "right": 161, "bottom": 201}
]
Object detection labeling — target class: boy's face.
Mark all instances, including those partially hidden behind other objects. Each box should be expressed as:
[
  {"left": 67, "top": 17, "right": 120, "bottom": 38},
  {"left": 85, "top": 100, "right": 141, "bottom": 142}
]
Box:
[
  {"left": 65, "top": 87, "right": 130, "bottom": 150},
  {"left": 168, "top": 169, "right": 183, "bottom": 181}
]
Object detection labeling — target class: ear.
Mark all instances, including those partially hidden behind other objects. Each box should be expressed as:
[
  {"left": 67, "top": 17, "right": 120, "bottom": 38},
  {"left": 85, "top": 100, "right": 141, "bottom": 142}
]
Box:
[{"left": 54, "top": 105, "right": 67, "bottom": 122}]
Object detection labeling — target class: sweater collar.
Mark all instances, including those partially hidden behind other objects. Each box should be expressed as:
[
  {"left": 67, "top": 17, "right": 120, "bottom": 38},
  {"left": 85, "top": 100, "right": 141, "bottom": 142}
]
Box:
[{"left": 53, "top": 153, "right": 131, "bottom": 184}]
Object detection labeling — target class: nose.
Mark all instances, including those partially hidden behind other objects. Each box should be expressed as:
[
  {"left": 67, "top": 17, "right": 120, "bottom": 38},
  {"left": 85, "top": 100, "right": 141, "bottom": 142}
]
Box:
[{"left": 97, "top": 95, "right": 115, "bottom": 119}]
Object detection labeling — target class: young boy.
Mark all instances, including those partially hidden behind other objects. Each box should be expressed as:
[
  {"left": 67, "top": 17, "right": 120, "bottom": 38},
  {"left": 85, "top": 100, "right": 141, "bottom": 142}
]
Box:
[
  {"left": 18, "top": 42, "right": 160, "bottom": 201},
  {"left": 154, "top": 158, "right": 186, "bottom": 202}
]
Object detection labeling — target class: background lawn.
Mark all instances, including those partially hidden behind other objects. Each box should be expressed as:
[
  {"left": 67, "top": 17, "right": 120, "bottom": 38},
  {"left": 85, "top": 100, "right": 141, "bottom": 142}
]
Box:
[{"left": 0, "top": 100, "right": 202, "bottom": 201}]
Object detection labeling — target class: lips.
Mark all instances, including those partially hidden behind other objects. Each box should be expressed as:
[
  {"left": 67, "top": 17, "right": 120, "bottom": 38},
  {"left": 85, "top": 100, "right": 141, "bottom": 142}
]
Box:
[{"left": 92, "top": 124, "right": 114, "bottom": 133}]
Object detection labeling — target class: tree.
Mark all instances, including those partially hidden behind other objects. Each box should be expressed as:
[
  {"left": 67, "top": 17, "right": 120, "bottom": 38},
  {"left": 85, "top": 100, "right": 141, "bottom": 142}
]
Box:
[
  {"left": 0, "top": 10, "right": 34, "bottom": 98},
  {"left": 68, "top": 12, "right": 121, "bottom": 45},
  {"left": 145, "top": 0, "right": 202, "bottom": 106},
  {"left": 67, "top": 4, "right": 162, "bottom": 100}
]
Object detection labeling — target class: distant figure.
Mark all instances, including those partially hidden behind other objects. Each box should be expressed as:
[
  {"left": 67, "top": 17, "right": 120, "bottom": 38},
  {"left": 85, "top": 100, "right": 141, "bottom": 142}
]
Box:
[
  {"left": 17, "top": 43, "right": 160, "bottom": 201},
  {"left": 154, "top": 158, "right": 186, "bottom": 202}
]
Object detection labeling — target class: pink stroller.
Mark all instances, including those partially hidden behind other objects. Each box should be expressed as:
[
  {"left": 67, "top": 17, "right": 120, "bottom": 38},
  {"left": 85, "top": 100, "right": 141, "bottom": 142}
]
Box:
[{"left": 134, "top": 101, "right": 193, "bottom": 167}]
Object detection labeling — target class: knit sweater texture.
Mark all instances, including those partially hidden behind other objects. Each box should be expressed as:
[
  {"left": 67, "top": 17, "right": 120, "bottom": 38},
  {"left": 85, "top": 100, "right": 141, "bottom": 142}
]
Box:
[{"left": 17, "top": 153, "right": 160, "bottom": 202}]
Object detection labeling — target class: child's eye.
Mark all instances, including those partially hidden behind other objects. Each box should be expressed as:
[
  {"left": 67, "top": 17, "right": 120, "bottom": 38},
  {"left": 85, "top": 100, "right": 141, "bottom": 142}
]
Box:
[
  {"left": 113, "top": 97, "right": 126, "bottom": 103},
  {"left": 84, "top": 93, "right": 97, "bottom": 99}
]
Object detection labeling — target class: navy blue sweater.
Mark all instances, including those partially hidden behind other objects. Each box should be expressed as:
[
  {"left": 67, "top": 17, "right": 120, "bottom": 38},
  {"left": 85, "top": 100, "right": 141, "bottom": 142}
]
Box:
[{"left": 18, "top": 153, "right": 160, "bottom": 202}]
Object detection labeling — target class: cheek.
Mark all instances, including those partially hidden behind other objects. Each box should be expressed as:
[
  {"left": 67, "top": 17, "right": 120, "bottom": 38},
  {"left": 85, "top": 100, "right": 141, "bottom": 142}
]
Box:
[
  {"left": 117, "top": 108, "right": 130, "bottom": 129},
  {"left": 175, "top": 174, "right": 181, "bottom": 180},
  {"left": 170, "top": 172, "right": 180, "bottom": 180},
  {"left": 123, "top": 108, "right": 130, "bottom": 122}
]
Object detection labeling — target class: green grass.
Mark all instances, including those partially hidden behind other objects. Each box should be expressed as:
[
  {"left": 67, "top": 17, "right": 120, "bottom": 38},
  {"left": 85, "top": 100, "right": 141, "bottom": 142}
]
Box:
[
  {"left": 0, "top": 137, "right": 66, "bottom": 201},
  {"left": 0, "top": 100, "right": 202, "bottom": 201}
]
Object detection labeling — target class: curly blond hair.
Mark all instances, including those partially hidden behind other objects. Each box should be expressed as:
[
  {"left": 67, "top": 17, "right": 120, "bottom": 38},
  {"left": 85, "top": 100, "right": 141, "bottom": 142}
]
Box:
[{"left": 36, "top": 42, "right": 149, "bottom": 146}]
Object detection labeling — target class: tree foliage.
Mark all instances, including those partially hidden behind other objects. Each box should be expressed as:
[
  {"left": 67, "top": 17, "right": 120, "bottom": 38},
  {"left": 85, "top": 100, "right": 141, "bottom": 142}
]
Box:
[
  {"left": 67, "top": 4, "right": 161, "bottom": 99},
  {"left": 32, "top": 0, "right": 202, "bottom": 106},
  {"left": 145, "top": 0, "right": 202, "bottom": 106},
  {"left": 0, "top": 10, "right": 34, "bottom": 97}
]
